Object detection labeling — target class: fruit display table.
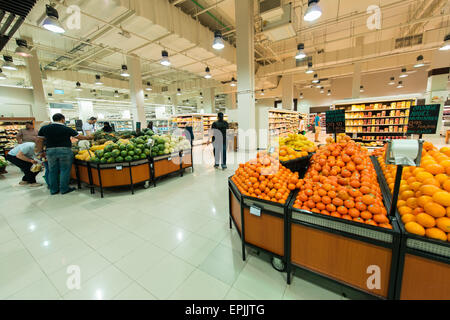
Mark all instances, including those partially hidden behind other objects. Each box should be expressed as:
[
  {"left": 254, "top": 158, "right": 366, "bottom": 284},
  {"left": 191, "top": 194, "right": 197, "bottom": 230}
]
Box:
[
  {"left": 372, "top": 157, "right": 450, "bottom": 300},
  {"left": 72, "top": 159, "right": 152, "bottom": 198},
  {"left": 287, "top": 192, "right": 401, "bottom": 299},
  {"left": 228, "top": 178, "right": 293, "bottom": 270}
]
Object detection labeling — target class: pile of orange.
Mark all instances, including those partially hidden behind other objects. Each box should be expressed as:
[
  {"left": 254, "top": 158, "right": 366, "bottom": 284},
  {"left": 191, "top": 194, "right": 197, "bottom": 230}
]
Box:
[
  {"left": 231, "top": 150, "right": 300, "bottom": 204},
  {"left": 378, "top": 142, "right": 450, "bottom": 242},
  {"left": 293, "top": 137, "right": 392, "bottom": 229}
]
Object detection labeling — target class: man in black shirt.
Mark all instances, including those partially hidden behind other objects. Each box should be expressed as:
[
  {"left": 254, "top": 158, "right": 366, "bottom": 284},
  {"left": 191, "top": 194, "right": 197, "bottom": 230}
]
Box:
[
  {"left": 36, "top": 113, "right": 92, "bottom": 195},
  {"left": 210, "top": 112, "right": 229, "bottom": 169}
]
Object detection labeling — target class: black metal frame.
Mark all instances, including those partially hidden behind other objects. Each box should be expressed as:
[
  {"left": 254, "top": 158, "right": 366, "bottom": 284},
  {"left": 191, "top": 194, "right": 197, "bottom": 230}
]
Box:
[
  {"left": 372, "top": 155, "right": 450, "bottom": 299},
  {"left": 151, "top": 149, "right": 192, "bottom": 186},
  {"left": 228, "top": 178, "right": 293, "bottom": 267},
  {"left": 280, "top": 153, "right": 313, "bottom": 178}
]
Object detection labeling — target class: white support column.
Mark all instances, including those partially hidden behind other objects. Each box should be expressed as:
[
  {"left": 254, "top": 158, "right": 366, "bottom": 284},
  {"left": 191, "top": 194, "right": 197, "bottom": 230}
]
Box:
[
  {"left": 78, "top": 100, "right": 93, "bottom": 122},
  {"left": 127, "top": 55, "right": 146, "bottom": 127},
  {"left": 425, "top": 49, "right": 450, "bottom": 137},
  {"left": 351, "top": 62, "right": 362, "bottom": 99},
  {"left": 25, "top": 40, "right": 49, "bottom": 123},
  {"left": 203, "top": 87, "right": 215, "bottom": 114},
  {"left": 235, "top": 0, "right": 256, "bottom": 151}
]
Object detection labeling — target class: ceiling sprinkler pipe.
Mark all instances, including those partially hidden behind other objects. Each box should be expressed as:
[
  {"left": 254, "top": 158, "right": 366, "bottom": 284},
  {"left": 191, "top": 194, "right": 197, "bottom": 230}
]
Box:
[{"left": 190, "top": 0, "right": 230, "bottom": 31}]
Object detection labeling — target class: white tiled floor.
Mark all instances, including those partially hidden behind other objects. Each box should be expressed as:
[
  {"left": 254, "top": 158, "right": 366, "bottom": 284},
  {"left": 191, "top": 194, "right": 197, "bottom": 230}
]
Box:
[{"left": 1, "top": 145, "right": 353, "bottom": 300}]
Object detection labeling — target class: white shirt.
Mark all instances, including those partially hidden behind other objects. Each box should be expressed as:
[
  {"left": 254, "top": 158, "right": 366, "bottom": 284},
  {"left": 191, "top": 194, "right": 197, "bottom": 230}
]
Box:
[
  {"left": 82, "top": 122, "right": 95, "bottom": 135},
  {"left": 299, "top": 120, "right": 305, "bottom": 131}
]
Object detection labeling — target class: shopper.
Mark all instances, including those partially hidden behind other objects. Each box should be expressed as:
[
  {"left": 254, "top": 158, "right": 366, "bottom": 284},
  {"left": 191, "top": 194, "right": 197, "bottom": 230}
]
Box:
[
  {"left": 147, "top": 121, "right": 153, "bottom": 131},
  {"left": 102, "top": 121, "right": 113, "bottom": 133},
  {"left": 36, "top": 113, "right": 92, "bottom": 195},
  {"left": 82, "top": 117, "right": 97, "bottom": 135},
  {"left": 37, "top": 121, "right": 51, "bottom": 188},
  {"left": 6, "top": 142, "right": 41, "bottom": 186},
  {"left": 16, "top": 121, "right": 38, "bottom": 143},
  {"left": 185, "top": 126, "right": 194, "bottom": 148},
  {"left": 314, "top": 114, "right": 321, "bottom": 142},
  {"left": 298, "top": 116, "right": 306, "bottom": 135},
  {"left": 210, "top": 112, "right": 229, "bottom": 169}
]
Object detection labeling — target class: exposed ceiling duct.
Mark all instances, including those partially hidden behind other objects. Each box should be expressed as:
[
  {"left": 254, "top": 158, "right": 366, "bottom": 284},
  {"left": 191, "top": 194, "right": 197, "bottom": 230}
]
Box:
[{"left": 0, "top": 0, "right": 37, "bottom": 51}]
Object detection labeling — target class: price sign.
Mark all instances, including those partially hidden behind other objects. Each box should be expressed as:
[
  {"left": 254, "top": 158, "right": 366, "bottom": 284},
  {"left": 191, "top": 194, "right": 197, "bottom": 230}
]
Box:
[
  {"left": 115, "top": 165, "right": 123, "bottom": 170},
  {"left": 407, "top": 104, "right": 441, "bottom": 134},
  {"left": 250, "top": 206, "right": 261, "bottom": 217},
  {"left": 325, "top": 109, "right": 346, "bottom": 134}
]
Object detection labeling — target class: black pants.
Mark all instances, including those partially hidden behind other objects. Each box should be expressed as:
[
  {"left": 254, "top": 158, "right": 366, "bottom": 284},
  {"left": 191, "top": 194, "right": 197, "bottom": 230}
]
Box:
[
  {"left": 6, "top": 154, "right": 38, "bottom": 183},
  {"left": 213, "top": 143, "right": 227, "bottom": 167}
]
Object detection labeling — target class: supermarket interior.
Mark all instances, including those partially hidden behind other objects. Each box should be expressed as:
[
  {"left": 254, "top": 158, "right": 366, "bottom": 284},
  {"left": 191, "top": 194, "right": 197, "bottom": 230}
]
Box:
[{"left": 0, "top": 0, "right": 450, "bottom": 302}]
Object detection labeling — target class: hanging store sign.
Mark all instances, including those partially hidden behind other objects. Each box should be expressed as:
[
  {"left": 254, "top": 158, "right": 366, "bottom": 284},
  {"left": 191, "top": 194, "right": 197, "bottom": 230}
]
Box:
[{"left": 325, "top": 109, "right": 346, "bottom": 134}]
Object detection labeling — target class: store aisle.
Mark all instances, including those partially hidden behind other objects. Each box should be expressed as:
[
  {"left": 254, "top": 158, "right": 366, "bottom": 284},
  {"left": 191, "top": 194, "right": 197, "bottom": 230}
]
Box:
[{"left": 0, "top": 145, "right": 347, "bottom": 300}]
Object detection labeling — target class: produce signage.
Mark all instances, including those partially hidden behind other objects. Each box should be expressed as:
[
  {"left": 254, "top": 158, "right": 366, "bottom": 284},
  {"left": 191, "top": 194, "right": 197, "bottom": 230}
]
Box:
[
  {"left": 407, "top": 104, "right": 440, "bottom": 134},
  {"left": 325, "top": 109, "right": 346, "bottom": 134}
]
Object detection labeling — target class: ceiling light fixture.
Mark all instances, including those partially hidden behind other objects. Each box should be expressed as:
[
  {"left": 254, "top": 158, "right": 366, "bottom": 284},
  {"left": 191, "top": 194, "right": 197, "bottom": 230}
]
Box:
[
  {"left": 304, "top": 0, "right": 322, "bottom": 22},
  {"left": 48, "top": 93, "right": 54, "bottom": 100},
  {"left": 327, "top": 90, "right": 331, "bottom": 96},
  {"left": 42, "top": 4, "right": 65, "bottom": 34},
  {"left": 0, "top": 69, "right": 7, "bottom": 80},
  {"left": 145, "top": 81, "right": 152, "bottom": 91},
  {"left": 299, "top": 93, "right": 303, "bottom": 99},
  {"left": 204, "top": 67, "right": 212, "bottom": 79},
  {"left": 160, "top": 50, "right": 171, "bottom": 66},
  {"left": 230, "top": 77, "right": 237, "bottom": 87},
  {"left": 388, "top": 77, "right": 395, "bottom": 85},
  {"left": 295, "top": 43, "right": 306, "bottom": 60},
  {"left": 397, "top": 81, "right": 404, "bottom": 88},
  {"left": 75, "top": 81, "right": 82, "bottom": 91},
  {"left": 15, "top": 39, "right": 32, "bottom": 57},
  {"left": 2, "top": 56, "right": 17, "bottom": 71},
  {"left": 114, "top": 90, "right": 120, "bottom": 97},
  {"left": 212, "top": 31, "right": 225, "bottom": 50},
  {"left": 261, "top": 89, "right": 265, "bottom": 96},
  {"left": 439, "top": 34, "right": 450, "bottom": 51},
  {"left": 305, "top": 61, "right": 314, "bottom": 74},
  {"left": 144, "top": 94, "right": 149, "bottom": 100},
  {"left": 399, "top": 68, "right": 408, "bottom": 78},
  {"left": 315, "top": 80, "right": 321, "bottom": 88},
  {"left": 312, "top": 73, "right": 319, "bottom": 83},
  {"left": 177, "top": 88, "right": 181, "bottom": 96},
  {"left": 414, "top": 55, "right": 425, "bottom": 68},
  {"left": 120, "top": 65, "right": 130, "bottom": 77},
  {"left": 320, "top": 87, "right": 324, "bottom": 94},
  {"left": 360, "top": 85, "right": 364, "bottom": 93},
  {"left": 95, "top": 75, "right": 103, "bottom": 85}
]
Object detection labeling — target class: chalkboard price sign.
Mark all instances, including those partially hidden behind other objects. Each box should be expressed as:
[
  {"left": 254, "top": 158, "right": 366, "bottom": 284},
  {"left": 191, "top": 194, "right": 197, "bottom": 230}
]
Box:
[
  {"left": 407, "top": 104, "right": 440, "bottom": 134},
  {"left": 326, "top": 109, "right": 346, "bottom": 134}
]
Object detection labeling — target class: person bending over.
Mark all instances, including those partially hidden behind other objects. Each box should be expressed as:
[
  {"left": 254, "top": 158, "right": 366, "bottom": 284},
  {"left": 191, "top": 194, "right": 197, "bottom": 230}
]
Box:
[{"left": 6, "top": 142, "right": 41, "bottom": 186}]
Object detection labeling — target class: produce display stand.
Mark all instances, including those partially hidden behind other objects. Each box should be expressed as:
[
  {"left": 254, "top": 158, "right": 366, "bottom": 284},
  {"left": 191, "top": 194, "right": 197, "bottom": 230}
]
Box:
[
  {"left": 71, "top": 159, "right": 152, "bottom": 198},
  {"left": 280, "top": 153, "right": 313, "bottom": 178},
  {"left": 228, "top": 178, "right": 293, "bottom": 271},
  {"left": 373, "top": 157, "right": 450, "bottom": 300},
  {"left": 151, "top": 151, "right": 184, "bottom": 186},
  {"left": 286, "top": 159, "right": 402, "bottom": 299},
  {"left": 180, "top": 148, "right": 194, "bottom": 174}
]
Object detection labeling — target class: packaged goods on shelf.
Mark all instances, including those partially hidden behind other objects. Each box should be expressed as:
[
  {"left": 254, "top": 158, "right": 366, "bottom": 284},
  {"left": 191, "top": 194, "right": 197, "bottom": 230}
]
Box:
[
  {"left": 171, "top": 113, "right": 228, "bottom": 145},
  {"left": 0, "top": 117, "right": 35, "bottom": 156}
]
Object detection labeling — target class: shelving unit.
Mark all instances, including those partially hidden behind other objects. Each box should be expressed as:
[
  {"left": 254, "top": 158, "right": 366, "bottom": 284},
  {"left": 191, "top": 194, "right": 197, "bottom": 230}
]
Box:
[
  {"left": 97, "top": 119, "right": 133, "bottom": 132},
  {"left": 268, "top": 109, "right": 299, "bottom": 137},
  {"left": 309, "top": 113, "right": 326, "bottom": 132},
  {"left": 334, "top": 98, "right": 416, "bottom": 143},
  {"left": 171, "top": 114, "right": 229, "bottom": 145},
  {"left": 441, "top": 100, "right": 450, "bottom": 136},
  {"left": 151, "top": 119, "right": 171, "bottom": 134},
  {"left": 0, "top": 117, "right": 35, "bottom": 156}
]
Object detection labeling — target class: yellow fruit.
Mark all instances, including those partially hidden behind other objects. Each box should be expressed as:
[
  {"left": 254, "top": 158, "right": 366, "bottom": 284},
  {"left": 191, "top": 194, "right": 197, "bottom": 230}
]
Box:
[
  {"left": 400, "top": 190, "right": 415, "bottom": 201},
  {"left": 422, "top": 178, "right": 441, "bottom": 187},
  {"left": 417, "top": 195, "right": 433, "bottom": 208},
  {"left": 435, "top": 174, "right": 447, "bottom": 185},
  {"left": 410, "top": 181, "right": 422, "bottom": 191},
  {"left": 399, "top": 185, "right": 411, "bottom": 193},
  {"left": 424, "top": 202, "right": 446, "bottom": 218},
  {"left": 397, "top": 200, "right": 407, "bottom": 209},
  {"left": 436, "top": 217, "right": 450, "bottom": 233},
  {"left": 415, "top": 171, "right": 433, "bottom": 182},
  {"left": 416, "top": 213, "right": 436, "bottom": 228},
  {"left": 419, "top": 185, "right": 442, "bottom": 196},
  {"left": 425, "top": 228, "right": 447, "bottom": 241},
  {"left": 401, "top": 213, "right": 416, "bottom": 224},
  {"left": 406, "top": 197, "right": 418, "bottom": 209},
  {"left": 398, "top": 206, "right": 412, "bottom": 216},
  {"left": 405, "top": 221, "right": 425, "bottom": 236},
  {"left": 432, "top": 191, "right": 450, "bottom": 207}
]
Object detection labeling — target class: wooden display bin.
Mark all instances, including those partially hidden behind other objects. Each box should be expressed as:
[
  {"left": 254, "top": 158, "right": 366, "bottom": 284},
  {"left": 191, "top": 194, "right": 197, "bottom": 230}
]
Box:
[
  {"left": 152, "top": 152, "right": 183, "bottom": 180},
  {"left": 72, "top": 159, "right": 152, "bottom": 198},
  {"left": 395, "top": 224, "right": 450, "bottom": 300},
  {"left": 287, "top": 203, "right": 401, "bottom": 299},
  {"left": 228, "top": 178, "right": 291, "bottom": 268},
  {"left": 181, "top": 149, "right": 193, "bottom": 171}
]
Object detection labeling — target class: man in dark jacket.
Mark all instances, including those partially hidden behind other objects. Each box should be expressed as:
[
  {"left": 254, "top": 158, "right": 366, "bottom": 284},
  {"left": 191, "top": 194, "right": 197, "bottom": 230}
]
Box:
[{"left": 210, "top": 112, "right": 229, "bottom": 169}]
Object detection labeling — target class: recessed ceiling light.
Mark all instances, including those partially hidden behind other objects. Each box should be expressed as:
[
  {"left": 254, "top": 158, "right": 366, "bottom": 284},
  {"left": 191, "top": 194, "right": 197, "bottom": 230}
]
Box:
[
  {"left": 75, "top": 81, "right": 82, "bottom": 91},
  {"left": 42, "top": 4, "right": 65, "bottom": 34},
  {"left": 388, "top": 77, "right": 395, "bottom": 85},
  {"left": 399, "top": 68, "right": 408, "bottom": 78},
  {"left": 439, "top": 34, "right": 450, "bottom": 51},
  {"left": 360, "top": 85, "right": 364, "bottom": 92},
  {"left": 120, "top": 65, "right": 130, "bottom": 77},
  {"left": 327, "top": 90, "right": 331, "bottom": 96},
  {"left": 414, "top": 55, "right": 425, "bottom": 68},
  {"left": 204, "top": 66, "right": 212, "bottom": 79},
  {"left": 305, "top": 62, "right": 314, "bottom": 74},
  {"left": 304, "top": 0, "right": 322, "bottom": 22},
  {"left": 312, "top": 73, "right": 319, "bottom": 83},
  {"left": 177, "top": 88, "right": 181, "bottom": 96},
  {"left": 397, "top": 81, "right": 404, "bottom": 88},
  {"left": 145, "top": 81, "right": 152, "bottom": 91},
  {"left": 95, "top": 74, "right": 103, "bottom": 85},
  {"left": 230, "top": 77, "right": 237, "bottom": 87}
]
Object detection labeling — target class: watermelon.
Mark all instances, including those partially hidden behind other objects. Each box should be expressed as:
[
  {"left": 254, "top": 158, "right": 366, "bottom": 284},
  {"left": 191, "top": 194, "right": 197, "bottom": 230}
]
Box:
[
  {"left": 133, "top": 155, "right": 140, "bottom": 161},
  {"left": 144, "top": 149, "right": 150, "bottom": 156},
  {"left": 95, "top": 150, "right": 104, "bottom": 158},
  {"left": 107, "top": 157, "right": 115, "bottom": 164},
  {"left": 137, "top": 144, "right": 144, "bottom": 150},
  {"left": 126, "top": 144, "right": 135, "bottom": 151},
  {"left": 112, "top": 149, "right": 120, "bottom": 157},
  {"left": 124, "top": 156, "right": 132, "bottom": 162},
  {"left": 104, "top": 152, "right": 112, "bottom": 159},
  {"left": 128, "top": 150, "right": 135, "bottom": 157},
  {"left": 104, "top": 144, "right": 113, "bottom": 152},
  {"left": 134, "top": 148, "right": 142, "bottom": 155},
  {"left": 115, "top": 156, "right": 124, "bottom": 162},
  {"left": 119, "top": 144, "right": 127, "bottom": 151},
  {"left": 139, "top": 153, "right": 146, "bottom": 159},
  {"left": 120, "top": 150, "right": 128, "bottom": 157},
  {"left": 100, "top": 157, "right": 107, "bottom": 164}
]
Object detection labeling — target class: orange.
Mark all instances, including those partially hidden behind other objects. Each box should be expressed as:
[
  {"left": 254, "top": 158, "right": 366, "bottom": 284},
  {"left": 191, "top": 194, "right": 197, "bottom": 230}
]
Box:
[
  {"left": 419, "top": 185, "right": 441, "bottom": 197},
  {"left": 432, "top": 191, "right": 450, "bottom": 207},
  {"left": 396, "top": 200, "right": 407, "bottom": 208},
  {"left": 405, "top": 197, "right": 418, "bottom": 209},
  {"left": 425, "top": 228, "right": 447, "bottom": 241},
  {"left": 415, "top": 213, "right": 436, "bottom": 228},
  {"left": 400, "top": 190, "right": 414, "bottom": 201},
  {"left": 443, "top": 180, "right": 450, "bottom": 192},
  {"left": 410, "top": 181, "right": 422, "bottom": 192},
  {"left": 405, "top": 221, "right": 425, "bottom": 236},
  {"left": 362, "top": 195, "right": 375, "bottom": 205},
  {"left": 415, "top": 171, "right": 433, "bottom": 182},
  {"left": 424, "top": 163, "right": 445, "bottom": 175},
  {"left": 360, "top": 211, "right": 372, "bottom": 220},
  {"left": 348, "top": 208, "right": 360, "bottom": 218},
  {"left": 424, "top": 202, "right": 446, "bottom": 218},
  {"left": 422, "top": 178, "right": 441, "bottom": 187},
  {"left": 374, "top": 214, "right": 389, "bottom": 224},
  {"left": 435, "top": 173, "right": 447, "bottom": 185}
]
